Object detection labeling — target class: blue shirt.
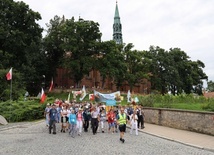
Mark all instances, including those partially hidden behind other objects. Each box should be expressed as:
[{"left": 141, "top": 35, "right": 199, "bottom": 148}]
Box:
[
  {"left": 49, "top": 108, "right": 58, "bottom": 121},
  {"left": 69, "top": 114, "right": 77, "bottom": 124}
]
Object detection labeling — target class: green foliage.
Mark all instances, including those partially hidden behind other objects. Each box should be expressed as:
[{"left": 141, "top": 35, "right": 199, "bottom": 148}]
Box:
[
  {"left": 0, "top": 100, "right": 46, "bottom": 122},
  {"left": 201, "top": 98, "right": 214, "bottom": 112},
  {"left": 136, "top": 93, "right": 214, "bottom": 112},
  {"left": 207, "top": 80, "right": 214, "bottom": 92},
  {"left": 146, "top": 46, "right": 207, "bottom": 95},
  {"left": 0, "top": 69, "right": 26, "bottom": 101}
]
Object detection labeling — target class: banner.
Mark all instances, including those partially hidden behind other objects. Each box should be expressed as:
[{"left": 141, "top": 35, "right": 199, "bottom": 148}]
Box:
[
  {"left": 94, "top": 90, "right": 121, "bottom": 103},
  {"left": 106, "top": 100, "right": 116, "bottom": 106}
]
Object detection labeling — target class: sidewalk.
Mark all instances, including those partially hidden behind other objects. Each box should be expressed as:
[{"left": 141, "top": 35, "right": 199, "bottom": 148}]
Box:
[{"left": 137, "top": 123, "right": 214, "bottom": 152}]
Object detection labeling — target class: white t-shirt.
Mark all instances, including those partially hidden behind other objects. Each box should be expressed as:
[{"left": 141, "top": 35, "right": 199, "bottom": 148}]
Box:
[
  {"left": 130, "top": 114, "right": 138, "bottom": 124},
  {"left": 67, "top": 109, "right": 71, "bottom": 117}
]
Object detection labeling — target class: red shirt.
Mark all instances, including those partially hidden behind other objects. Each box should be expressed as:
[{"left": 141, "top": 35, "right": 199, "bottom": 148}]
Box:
[{"left": 107, "top": 112, "right": 115, "bottom": 123}]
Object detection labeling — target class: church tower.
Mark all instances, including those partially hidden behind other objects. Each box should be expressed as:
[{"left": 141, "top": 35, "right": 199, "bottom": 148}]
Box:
[{"left": 113, "top": 1, "right": 123, "bottom": 44}]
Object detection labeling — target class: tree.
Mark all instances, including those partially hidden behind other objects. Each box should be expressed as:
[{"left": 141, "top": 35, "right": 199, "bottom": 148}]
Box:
[
  {"left": 61, "top": 17, "right": 102, "bottom": 87},
  {"left": 0, "top": 0, "right": 45, "bottom": 95},
  {"left": 146, "top": 46, "right": 169, "bottom": 94},
  {"left": 43, "top": 15, "right": 66, "bottom": 82},
  {"left": 96, "top": 41, "right": 125, "bottom": 89},
  {"left": 207, "top": 80, "right": 214, "bottom": 92},
  {"left": 146, "top": 46, "right": 207, "bottom": 95},
  {"left": 123, "top": 43, "right": 150, "bottom": 92}
]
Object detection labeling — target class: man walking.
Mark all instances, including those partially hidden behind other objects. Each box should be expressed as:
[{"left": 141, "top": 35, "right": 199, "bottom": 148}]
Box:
[
  {"left": 117, "top": 107, "right": 128, "bottom": 143},
  {"left": 49, "top": 104, "right": 58, "bottom": 134}
]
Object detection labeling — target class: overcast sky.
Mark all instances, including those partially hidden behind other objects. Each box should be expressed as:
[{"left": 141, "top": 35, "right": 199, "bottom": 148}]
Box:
[{"left": 16, "top": 0, "right": 214, "bottom": 87}]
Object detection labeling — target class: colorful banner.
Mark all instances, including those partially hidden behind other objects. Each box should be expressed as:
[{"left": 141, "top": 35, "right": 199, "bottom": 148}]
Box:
[{"left": 94, "top": 90, "right": 121, "bottom": 103}]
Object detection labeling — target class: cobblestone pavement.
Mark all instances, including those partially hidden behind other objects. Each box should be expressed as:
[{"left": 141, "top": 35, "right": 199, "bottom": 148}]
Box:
[{"left": 0, "top": 121, "right": 213, "bottom": 155}]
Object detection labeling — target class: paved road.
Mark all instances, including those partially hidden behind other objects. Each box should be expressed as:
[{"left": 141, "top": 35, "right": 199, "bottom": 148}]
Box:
[{"left": 0, "top": 121, "right": 213, "bottom": 155}]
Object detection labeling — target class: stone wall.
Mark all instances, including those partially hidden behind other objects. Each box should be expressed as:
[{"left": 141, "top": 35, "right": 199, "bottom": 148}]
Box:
[{"left": 143, "top": 108, "right": 214, "bottom": 136}]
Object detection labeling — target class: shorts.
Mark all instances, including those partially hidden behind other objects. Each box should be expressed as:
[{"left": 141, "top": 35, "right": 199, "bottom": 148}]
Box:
[
  {"left": 61, "top": 116, "right": 68, "bottom": 123},
  {"left": 108, "top": 122, "right": 115, "bottom": 128},
  {"left": 119, "top": 124, "right": 126, "bottom": 132}
]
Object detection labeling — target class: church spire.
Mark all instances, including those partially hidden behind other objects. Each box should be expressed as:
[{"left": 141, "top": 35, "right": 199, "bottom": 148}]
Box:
[{"left": 113, "top": 1, "right": 123, "bottom": 44}]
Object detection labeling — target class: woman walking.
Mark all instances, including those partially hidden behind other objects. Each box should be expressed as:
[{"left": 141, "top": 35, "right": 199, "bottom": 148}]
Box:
[
  {"left": 130, "top": 110, "right": 138, "bottom": 135},
  {"left": 76, "top": 108, "right": 84, "bottom": 136},
  {"left": 68, "top": 110, "right": 77, "bottom": 138}
]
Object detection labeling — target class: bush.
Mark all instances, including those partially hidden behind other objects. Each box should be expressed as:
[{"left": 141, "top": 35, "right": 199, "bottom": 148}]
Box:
[
  {"left": 201, "top": 99, "right": 214, "bottom": 112},
  {"left": 0, "top": 100, "right": 46, "bottom": 122}
]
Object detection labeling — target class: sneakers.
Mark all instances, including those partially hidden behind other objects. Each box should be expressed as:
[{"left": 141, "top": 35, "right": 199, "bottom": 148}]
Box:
[
  {"left": 120, "top": 138, "right": 125, "bottom": 143},
  {"left": 102, "top": 131, "right": 104, "bottom": 133},
  {"left": 53, "top": 132, "right": 56, "bottom": 134}
]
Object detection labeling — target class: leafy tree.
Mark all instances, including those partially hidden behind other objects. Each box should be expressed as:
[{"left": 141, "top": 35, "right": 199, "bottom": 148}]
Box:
[
  {"left": 0, "top": 0, "right": 45, "bottom": 96},
  {"left": 123, "top": 43, "right": 150, "bottom": 92},
  {"left": 96, "top": 41, "right": 125, "bottom": 89},
  {"left": 207, "top": 80, "right": 214, "bottom": 92},
  {"left": 146, "top": 46, "right": 169, "bottom": 94},
  {"left": 43, "top": 15, "right": 66, "bottom": 82},
  {"left": 146, "top": 46, "right": 207, "bottom": 95},
  {"left": 61, "top": 17, "right": 102, "bottom": 87}
]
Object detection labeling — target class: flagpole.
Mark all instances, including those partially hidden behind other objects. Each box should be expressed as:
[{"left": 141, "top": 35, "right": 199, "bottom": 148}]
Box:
[
  {"left": 10, "top": 77, "right": 12, "bottom": 101},
  {"left": 9, "top": 71, "right": 12, "bottom": 123}
]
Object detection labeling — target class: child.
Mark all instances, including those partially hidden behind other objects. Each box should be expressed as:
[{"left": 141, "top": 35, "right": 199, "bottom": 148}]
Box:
[{"left": 68, "top": 110, "right": 77, "bottom": 138}]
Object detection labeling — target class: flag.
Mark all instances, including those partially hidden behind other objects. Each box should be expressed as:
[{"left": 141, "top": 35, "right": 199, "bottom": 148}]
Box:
[
  {"left": 127, "top": 90, "right": 131, "bottom": 102},
  {"left": 48, "top": 78, "right": 53, "bottom": 92},
  {"left": 67, "top": 93, "right": 70, "bottom": 102},
  {"left": 89, "top": 94, "right": 95, "bottom": 101},
  {"left": 6, "top": 68, "right": 12, "bottom": 80},
  {"left": 134, "top": 96, "right": 139, "bottom": 103},
  {"left": 40, "top": 88, "right": 46, "bottom": 103},
  {"left": 80, "top": 85, "right": 87, "bottom": 101}
]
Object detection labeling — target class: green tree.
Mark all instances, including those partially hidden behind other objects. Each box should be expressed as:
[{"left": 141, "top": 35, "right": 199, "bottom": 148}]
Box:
[
  {"left": 61, "top": 17, "right": 102, "bottom": 87},
  {"left": 123, "top": 43, "right": 149, "bottom": 92},
  {"left": 146, "top": 46, "right": 169, "bottom": 94},
  {"left": 207, "top": 80, "right": 214, "bottom": 92},
  {"left": 146, "top": 46, "right": 207, "bottom": 95},
  {"left": 43, "top": 15, "right": 66, "bottom": 82},
  {"left": 0, "top": 0, "right": 45, "bottom": 96},
  {"left": 96, "top": 41, "right": 126, "bottom": 90}
]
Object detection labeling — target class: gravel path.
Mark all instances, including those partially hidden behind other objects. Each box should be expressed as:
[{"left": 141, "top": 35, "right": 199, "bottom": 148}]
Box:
[{"left": 0, "top": 121, "right": 213, "bottom": 155}]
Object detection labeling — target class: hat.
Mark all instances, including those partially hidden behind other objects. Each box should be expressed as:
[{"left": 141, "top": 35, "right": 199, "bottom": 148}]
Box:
[{"left": 79, "top": 108, "right": 83, "bottom": 111}]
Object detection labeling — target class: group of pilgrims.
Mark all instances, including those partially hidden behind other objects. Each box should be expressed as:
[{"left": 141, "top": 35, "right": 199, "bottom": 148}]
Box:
[{"left": 45, "top": 99, "right": 145, "bottom": 141}]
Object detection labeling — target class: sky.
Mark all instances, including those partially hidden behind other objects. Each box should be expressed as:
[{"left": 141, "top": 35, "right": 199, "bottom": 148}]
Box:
[{"left": 15, "top": 0, "right": 214, "bottom": 88}]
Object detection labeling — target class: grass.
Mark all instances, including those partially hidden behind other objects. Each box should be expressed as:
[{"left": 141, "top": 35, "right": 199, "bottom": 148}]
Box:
[{"left": 154, "top": 102, "right": 206, "bottom": 111}]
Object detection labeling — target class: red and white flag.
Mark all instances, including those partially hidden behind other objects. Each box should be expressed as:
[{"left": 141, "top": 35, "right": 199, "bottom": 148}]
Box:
[
  {"left": 6, "top": 68, "right": 12, "bottom": 80},
  {"left": 48, "top": 78, "right": 53, "bottom": 92},
  {"left": 40, "top": 88, "right": 46, "bottom": 103}
]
